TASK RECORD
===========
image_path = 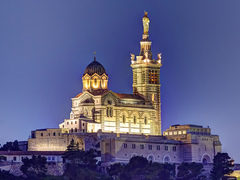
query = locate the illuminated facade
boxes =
[58,12,161,135]
[27,14,221,176]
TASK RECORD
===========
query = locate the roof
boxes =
[74,92,83,98]
[88,89,110,96]
[74,91,146,100]
[0,151,65,156]
[74,90,110,98]
[115,93,145,100]
[171,124,204,128]
[35,128,60,131]
[84,60,106,76]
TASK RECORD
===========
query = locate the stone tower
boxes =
[130,12,162,135]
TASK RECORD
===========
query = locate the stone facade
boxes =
[27,13,222,168]
[163,124,221,163]
[55,13,161,136]
[28,129,100,151]
[100,133,182,164]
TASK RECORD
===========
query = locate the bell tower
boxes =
[130,12,162,135]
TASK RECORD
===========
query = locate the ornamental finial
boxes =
[94,52,96,61]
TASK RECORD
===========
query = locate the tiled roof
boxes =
[0,151,65,155]
[74,93,83,98]
[88,89,110,96]
[115,93,145,100]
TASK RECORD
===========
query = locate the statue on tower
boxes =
[142,12,150,35]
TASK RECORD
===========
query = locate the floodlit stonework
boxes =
[27,13,222,167]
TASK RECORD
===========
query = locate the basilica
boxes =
[27,13,221,166]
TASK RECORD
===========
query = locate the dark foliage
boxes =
[63,164,112,180]
[62,139,98,170]
[0,169,19,180]
[0,140,21,151]
[20,155,47,179]
[177,162,205,180]
[145,162,175,180]
[107,163,125,179]
[107,156,175,180]
[210,152,234,180]
[62,139,111,179]
[121,156,148,180]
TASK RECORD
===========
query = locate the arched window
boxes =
[123,115,126,124]
[110,108,113,117]
[163,156,170,163]
[152,94,155,102]
[144,117,147,125]
[154,71,157,84]
[133,116,137,124]
[149,70,151,83]
[106,107,109,117]
[94,78,97,85]
[148,155,154,162]
[85,78,90,89]
[203,158,207,165]
[202,154,211,164]
[75,128,77,132]
[71,128,73,133]
[53,132,55,136]
[148,70,158,84]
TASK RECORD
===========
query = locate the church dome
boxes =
[84,60,106,76]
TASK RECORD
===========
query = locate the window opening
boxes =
[144,117,147,125]
[133,116,137,124]
[123,115,126,124]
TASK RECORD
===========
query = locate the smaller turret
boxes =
[82,56,108,92]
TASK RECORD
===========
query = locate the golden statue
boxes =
[142,12,150,35]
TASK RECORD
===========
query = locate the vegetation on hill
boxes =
[211,152,234,180]
[0,140,236,180]
[107,156,175,180]
[0,140,21,151]
[20,155,48,179]
[177,162,205,180]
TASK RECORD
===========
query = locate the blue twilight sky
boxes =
[0,1,240,162]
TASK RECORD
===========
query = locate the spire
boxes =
[94,52,96,61]
[140,12,152,59]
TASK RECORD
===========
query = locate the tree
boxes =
[0,140,21,151]
[64,165,112,180]
[120,156,148,180]
[107,163,125,179]
[0,169,19,180]
[62,139,98,170]
[144,162,175,180]
[210,152,234,180]
[156,163,175,180]
[20,155,47,179]
[177,162,205,180]
[82,148,98,170]
[62,139,83,165]
[108,156,175,180]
